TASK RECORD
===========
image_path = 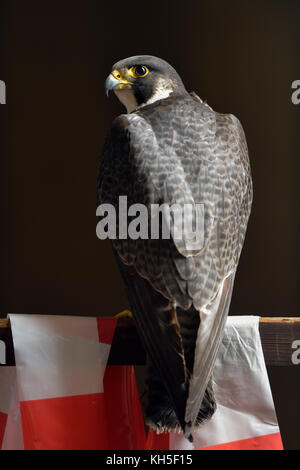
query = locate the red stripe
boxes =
[103,365,146,450]
[145,429,170,450]
[96,318,117,345]
[0,411,8,448]
[19,368,146,450]
[20,393,108,450]
[198,432,283,450]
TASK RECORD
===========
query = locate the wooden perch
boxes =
[1,316,300,367]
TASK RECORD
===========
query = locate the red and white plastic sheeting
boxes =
[147,316,283,450]
[0,315,145,450]
[0,314,283,450]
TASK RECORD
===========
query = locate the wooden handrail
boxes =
[1,316,300,367]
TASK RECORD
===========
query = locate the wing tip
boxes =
[184,421,194,442]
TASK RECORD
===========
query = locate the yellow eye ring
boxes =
[129,65,149,78]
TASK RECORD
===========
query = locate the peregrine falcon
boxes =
[97,55,252,440]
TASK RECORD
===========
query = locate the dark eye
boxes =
[130,65,149,78]
[135,65,147,76]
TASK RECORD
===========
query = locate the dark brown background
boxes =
[0,0,299,449]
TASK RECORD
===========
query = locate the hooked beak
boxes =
[105,71,133,97]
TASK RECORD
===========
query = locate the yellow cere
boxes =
[111,69,122,80]
[111,69,132,85]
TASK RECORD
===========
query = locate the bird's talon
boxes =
[114,309,133,319]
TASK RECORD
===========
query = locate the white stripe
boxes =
[0,340,5,364]
[169,316,281,449]
[9,315,110,401]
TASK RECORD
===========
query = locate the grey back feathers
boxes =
[98,80,252,437]
[99,93,252,312]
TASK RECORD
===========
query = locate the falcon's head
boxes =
[105,55,187,113]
